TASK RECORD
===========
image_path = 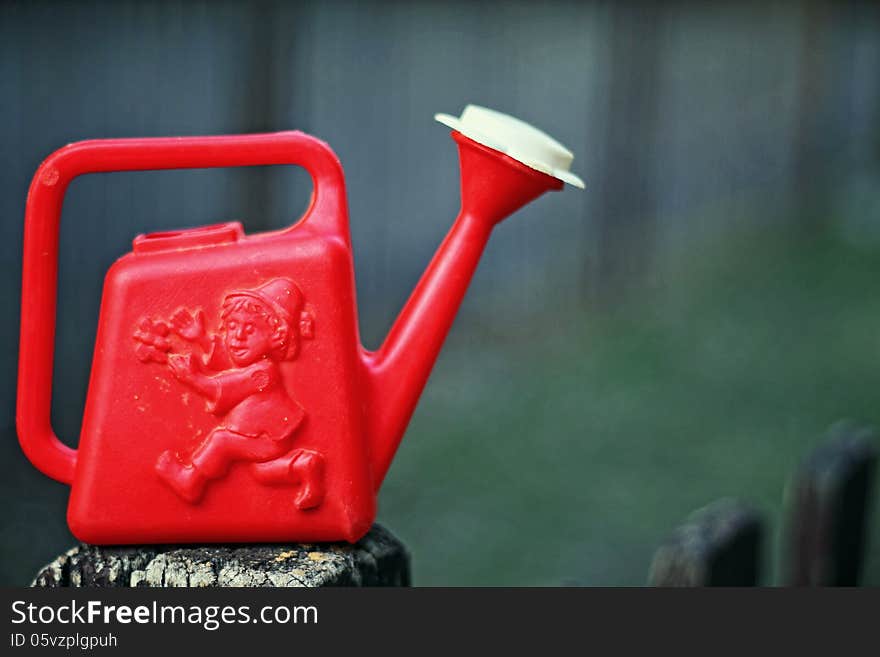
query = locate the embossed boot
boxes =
[290,450,325,510]
[250,448,325,509]
[155,450,207,503]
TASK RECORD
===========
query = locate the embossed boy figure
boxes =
[145,278,324,508]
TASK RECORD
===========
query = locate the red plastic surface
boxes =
[17,129,562,544]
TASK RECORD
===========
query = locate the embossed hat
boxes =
[435,104,585,188]
[226,278,303,325]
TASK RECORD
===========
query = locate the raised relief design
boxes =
[133,278,323,509]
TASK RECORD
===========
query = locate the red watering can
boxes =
[17,105,583,544]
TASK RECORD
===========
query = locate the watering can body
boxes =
[75,223,372,544]
[18,123,569,545]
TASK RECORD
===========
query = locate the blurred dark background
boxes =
[2,0,880,585]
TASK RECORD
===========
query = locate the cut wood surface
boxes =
[32,524,410,588]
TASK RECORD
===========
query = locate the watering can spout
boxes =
[362,107,582,488]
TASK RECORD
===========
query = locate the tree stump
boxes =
[32,524,410,587]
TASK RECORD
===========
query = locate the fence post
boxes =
[783,424,877,586]
[648,498,763,586]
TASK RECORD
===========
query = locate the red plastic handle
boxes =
[17,132,348,484]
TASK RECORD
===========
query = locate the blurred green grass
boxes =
[377,225,880,585]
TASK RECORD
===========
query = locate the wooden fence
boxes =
[649,423,877,586]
